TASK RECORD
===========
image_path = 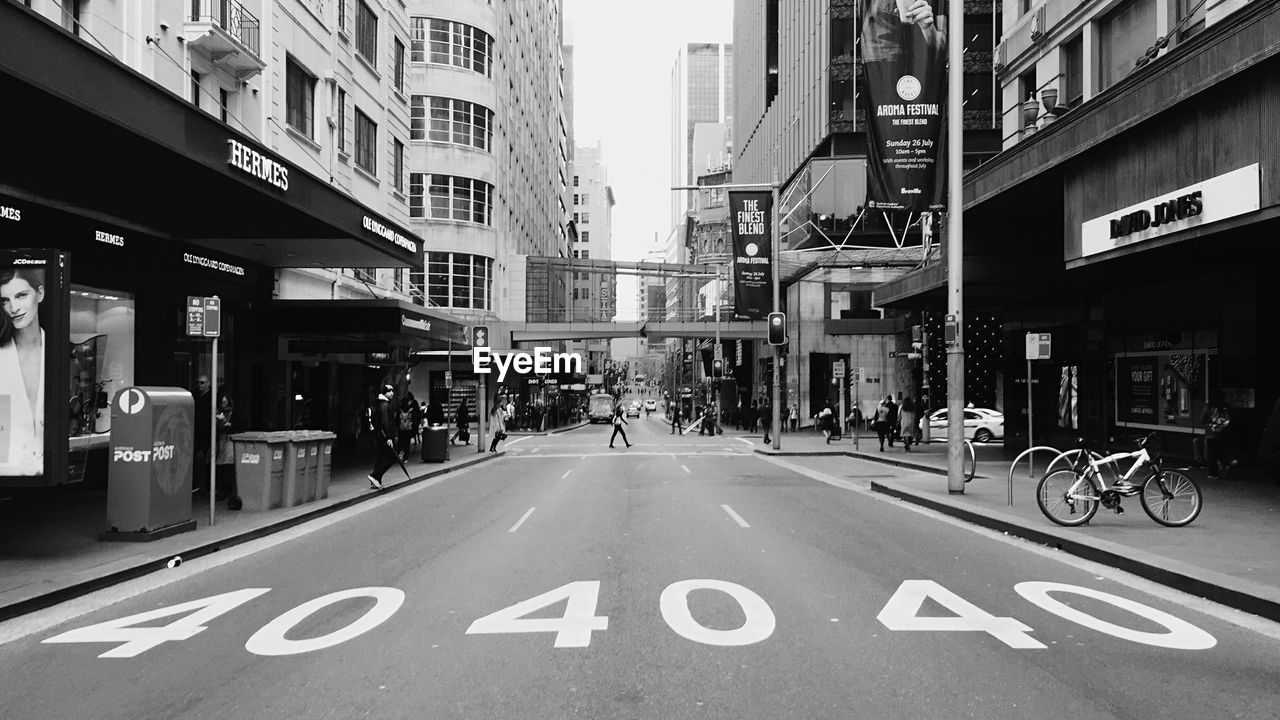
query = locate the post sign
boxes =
[1025,332,1051,360]
[186,296,221,338]
[444,370,453,389]
[833,360,846,378]
[714,344,723,362]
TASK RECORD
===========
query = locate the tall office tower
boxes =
[407,0,571,323]
[670,42,733,228]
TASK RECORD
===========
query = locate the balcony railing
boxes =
[190,0,260,57]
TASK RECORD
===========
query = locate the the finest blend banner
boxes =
[728,191,773,320]
[861,0,947,212]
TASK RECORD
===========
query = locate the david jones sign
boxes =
[1081,164,1259,258]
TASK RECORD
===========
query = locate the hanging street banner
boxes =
[728,190,773,320]
[860,0,948,212]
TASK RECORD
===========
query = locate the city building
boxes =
[875,0,1280,460]
[731,0,1000,425]
[671,42,734,228]
[402,0,575,416]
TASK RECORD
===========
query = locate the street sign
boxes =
[1025,332,1052,360]
[472,325,490,348]
[186,296,220,337]
[833,360,846,378]
[203,297,221,337]
[185,297,204,337]
[714,344,723,362]
[855,366,864,381]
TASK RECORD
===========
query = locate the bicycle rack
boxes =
[1006,446,1063,507]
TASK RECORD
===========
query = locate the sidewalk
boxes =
[758,432,1280,624]
[0,444,503,623]
[507,420,590,436]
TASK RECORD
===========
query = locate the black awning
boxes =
[269,300,471,351]
[0,4,421,269]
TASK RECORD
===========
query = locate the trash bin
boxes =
[313,431,337,499]
[231,432,287,511]
[282,433,310,507]
[303,436,320,503]
[422,425,449,463]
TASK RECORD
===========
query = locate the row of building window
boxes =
[410,18,494,77]
[410,96,494,150]
[409,174,494,225]
[426,252,493,310]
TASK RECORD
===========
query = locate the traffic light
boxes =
[768,312,786,346]
[683,351,693,365]
[711,358,724,378]
[471,324,490,348]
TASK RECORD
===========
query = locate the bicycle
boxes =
[1037,433,1202,527]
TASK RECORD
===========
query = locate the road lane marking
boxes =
[506,436,531,446]
[755,454,1280,641]
[561,470,572,479]
[681,465,691,474]
[733,437,755,448]
[497,451,743,459]
[531,447,541,453]
[721,504,750,528]
[509,507,536,533]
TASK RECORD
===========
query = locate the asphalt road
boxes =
[2,403,1278,720]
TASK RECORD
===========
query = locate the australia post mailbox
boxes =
[104,387,198,541]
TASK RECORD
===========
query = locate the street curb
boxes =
[754,447,992,479]
[507,421,590,437]
[0,452,505,624]
[869,480,1280,624]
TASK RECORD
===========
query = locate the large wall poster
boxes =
[0,249,69,485]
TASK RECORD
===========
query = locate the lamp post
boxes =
[945,0,967,493]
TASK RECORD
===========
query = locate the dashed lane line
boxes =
[561,470,572,479]
[508,507,536,533]
[721,504,751,528]
[681,465,691,474]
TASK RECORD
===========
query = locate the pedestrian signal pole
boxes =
[946,0,967,493]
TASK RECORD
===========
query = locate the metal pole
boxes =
[946,0,967,493]
[1026,358,1034,449]
[771,171,781,451]
[478,373,487,455]
[921,313,931,444]
[208,334,218,527]
[714,265,721,436]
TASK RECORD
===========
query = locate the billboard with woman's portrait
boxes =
[0,249,69,485]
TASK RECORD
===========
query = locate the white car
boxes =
[626,402,641,418]
[644,399,657,411]
[922,408,1004,443]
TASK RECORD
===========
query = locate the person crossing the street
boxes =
[610,405,632,448]
[670,405,684,434]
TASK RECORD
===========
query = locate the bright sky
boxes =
[564,0,734,318]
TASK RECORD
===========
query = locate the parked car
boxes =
[921,408,1005,443]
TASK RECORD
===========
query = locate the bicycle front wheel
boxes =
[1140,470,1202,527]
[1037,470,1099,526]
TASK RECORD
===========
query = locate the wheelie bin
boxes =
[231,432,287,511]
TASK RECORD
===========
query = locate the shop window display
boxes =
[68,286,134,445]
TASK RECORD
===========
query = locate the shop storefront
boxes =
[0,5,422,487]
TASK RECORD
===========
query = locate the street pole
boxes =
[208,334,217,527]
[714,264,721,436]
[771,170,781,450]
[478,374,487,455]
[946,0,967,493]
[921,313,931,444]
[1026,358,1034,448]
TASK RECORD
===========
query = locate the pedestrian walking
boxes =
[790,403,799,432]
[872,396,893,451]
[780,403,790,433]
[886,394,900,447]
[488,400,508,453]
[760,399,773,445]
[610,406,632,448]
[848,401,863,437]
[214,391,240,508]
[819,404,835,443]
[898,396,918,452]
[670,405,684,434]
[396,395,417,461]
[367,385,398,489]
[450,399,471,445]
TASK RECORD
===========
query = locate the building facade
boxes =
[875,0,1280,464]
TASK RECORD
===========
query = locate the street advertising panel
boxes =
[728,191,773,320]
[1117,356,1159,425]
[0,249,70,485]
[860,0,948,212]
